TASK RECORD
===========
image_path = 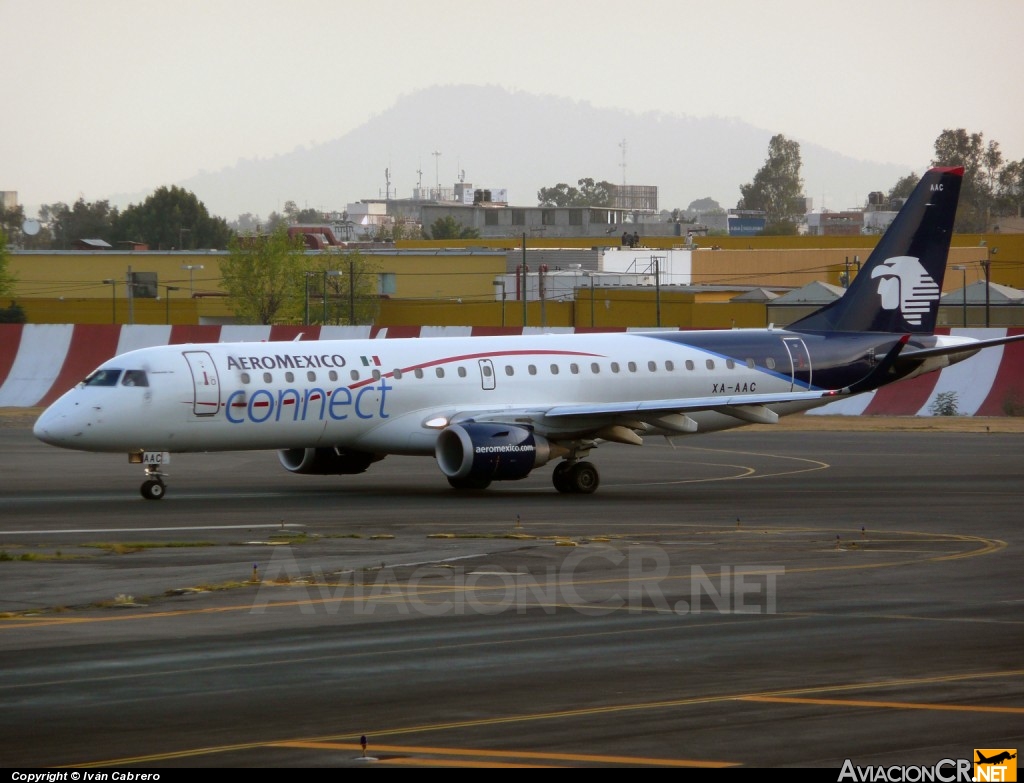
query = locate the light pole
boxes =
[979,245,997,329]
[323,269,342,324]
[653,255,663,328]
[951,265,967,327]
[161,285,180,325]
[584,271,596,327]
[303,271,317,326]
[493,277,506,327]
[181,264,204,296]
[101,279,117,323]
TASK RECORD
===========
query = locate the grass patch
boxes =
[268,532,318,543]
[81,541,215,554]
[0,550,87,562]
[427,533,537,540]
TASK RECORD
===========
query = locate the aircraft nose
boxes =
[33,401,84,446]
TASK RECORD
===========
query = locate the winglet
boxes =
[843,335,910,395]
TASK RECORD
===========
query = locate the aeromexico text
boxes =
[227,353,348,371]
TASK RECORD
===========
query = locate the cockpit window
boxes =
[121,370,149,387]
[84,369,122,386]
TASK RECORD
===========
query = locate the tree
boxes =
[264,211,288,233]
[424,215,480,240]
[886,173,920,203]
[737,134,804,234]
[997,159,1024,219]
[221,226,308,324]
[0,229,16,298]
[311,250,381,325]
[537,178,615,207]
[39,198,119,249]
[1,204,25,240]
[687,197,723,214]
[113,186,234,250]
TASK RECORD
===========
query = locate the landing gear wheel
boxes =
[447,476,492,491]
[569,462,599,494]
[552,462,574,493]
[141,479,166,500]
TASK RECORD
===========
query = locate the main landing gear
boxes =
[552,460,600,494]
[140,465,167,500]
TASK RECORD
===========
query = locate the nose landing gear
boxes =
[130,452,171,500]
[140,465,167,500]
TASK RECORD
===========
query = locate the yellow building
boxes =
[6,232,1021,328]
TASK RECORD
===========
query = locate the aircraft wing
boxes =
[462,387,846,435]
[542,388,844,418]
[900,331,1024,361]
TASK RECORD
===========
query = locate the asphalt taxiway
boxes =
[1,417,1021,768]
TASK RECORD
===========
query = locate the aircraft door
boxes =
[478,359,496,391]
[183,350,221,416]
[781,337,812,391]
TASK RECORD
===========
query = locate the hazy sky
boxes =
[4,0,1023,215]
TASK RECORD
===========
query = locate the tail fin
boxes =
[788,166,963,334]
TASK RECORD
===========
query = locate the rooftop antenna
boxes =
[619,138,627,186]
[432,150,442,194]
[384,168,391,200]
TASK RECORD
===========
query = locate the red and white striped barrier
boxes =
[1,324,1021,414]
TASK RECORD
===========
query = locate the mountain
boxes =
[163,84,914,220]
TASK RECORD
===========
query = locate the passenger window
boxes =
[241,373,251,384]
[528,364,537,376]
[350,369,360,381]
[436,368,445,378]
[570,363,579,374]
[706,359,715,370]
[685,360,695,370]
[415,368,424,379]
[766,357,776,370]
[591,363,600,374]
[746,358,755,369]
[286,372,295,383]
[504,365,514,376]
[307,371,316,382]
[84,369,122,386]
[393,369,403,380]
[628,362,637,372]
[665,361,674,372]
[263,372,273,383]
[648,361,657,372]
[329,370,338,381]
[726,359,735,369]
[611,362,620,373]
[458,367,467,378]
[482,365,493,377]
[550,364,560,375]
[121,370,149,387]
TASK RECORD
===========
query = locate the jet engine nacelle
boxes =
[278,447,384,475]
[435,422,556,482]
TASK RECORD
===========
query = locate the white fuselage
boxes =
[33,331,812,455]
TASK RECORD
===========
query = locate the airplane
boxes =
[977,752,1016,765]
[32,166,1024,499]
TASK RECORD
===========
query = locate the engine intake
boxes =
[435,422,556,482]
[278,447,383,475]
